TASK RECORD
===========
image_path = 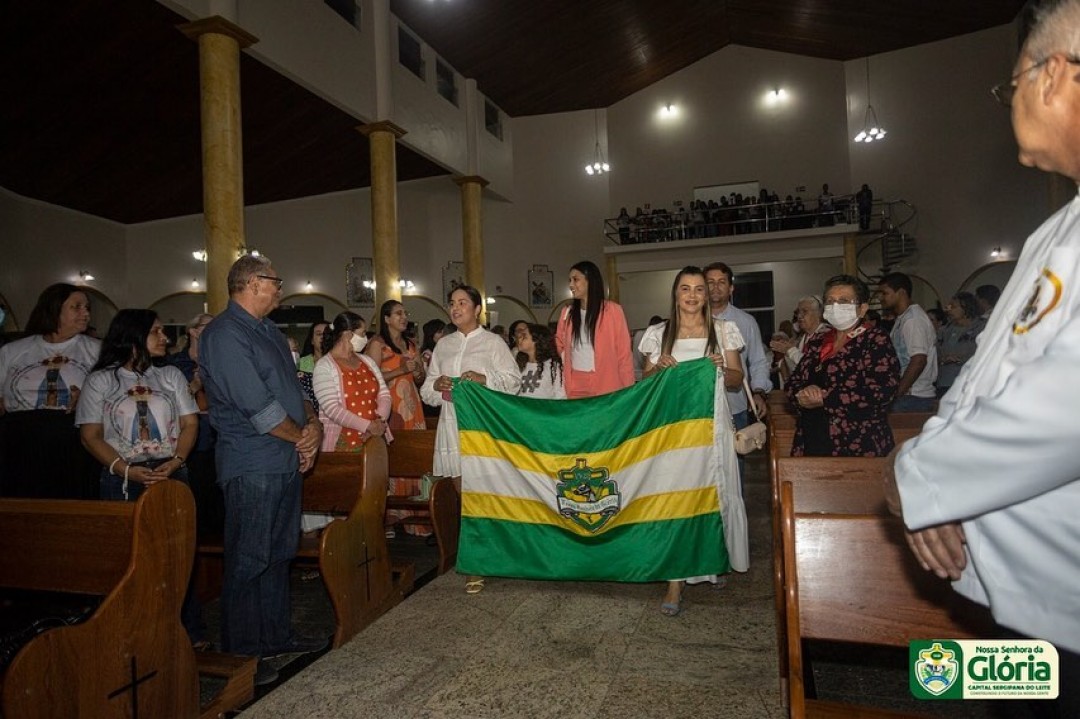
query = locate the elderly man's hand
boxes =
[904,523,967,581]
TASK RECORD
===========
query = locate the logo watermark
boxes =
[910,639,1059,700]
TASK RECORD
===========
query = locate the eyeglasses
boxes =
[991,55,1080,107]
[255,274,284,289]
[824,299,859,307]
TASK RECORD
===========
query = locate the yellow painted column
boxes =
[454,175,489,320]
[605,255,620,303]
[358,121,407,312]
[843,233,859,276]
[179,17,257,314]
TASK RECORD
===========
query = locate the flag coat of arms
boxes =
[454,357,747,582]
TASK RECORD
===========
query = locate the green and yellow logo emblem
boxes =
[555,458,621,532]
[911,641,962,699]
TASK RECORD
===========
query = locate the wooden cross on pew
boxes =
[107,655,158,719]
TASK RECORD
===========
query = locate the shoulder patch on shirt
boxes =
[1013,267,1063,335]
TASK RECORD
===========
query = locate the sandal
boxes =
[659,601,682,617]
[464,578,485,594]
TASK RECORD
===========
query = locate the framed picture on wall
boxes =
[442,261,465,303]
[528,264,554,309]
[346,257,375,308]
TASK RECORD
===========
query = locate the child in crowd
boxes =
[515,323,565,399]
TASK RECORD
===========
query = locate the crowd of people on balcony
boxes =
[611,183,870,245]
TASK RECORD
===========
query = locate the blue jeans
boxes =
[891,395,936,413]
[732,410,748,490]
[219,471,302,656]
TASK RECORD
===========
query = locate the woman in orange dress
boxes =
[365,300,426,431]
[366,300,428,535]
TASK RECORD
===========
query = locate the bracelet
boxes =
[109,457,122,476]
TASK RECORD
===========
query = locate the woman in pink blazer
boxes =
[555,260,634,398]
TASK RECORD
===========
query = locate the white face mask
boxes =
[823,304,860,331]
[349,332,367,354]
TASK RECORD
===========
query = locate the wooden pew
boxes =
[768,411,932,463]
[383,429,462,574]
[770,456,888,708]
[301,439,416,648]
[0,482,254,719]
[780,479,994,717]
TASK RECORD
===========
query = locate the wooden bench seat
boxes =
[0,482,252,719]
[780,479,994,717]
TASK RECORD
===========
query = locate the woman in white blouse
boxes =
[420,286,520,594]
[638,266,746,617]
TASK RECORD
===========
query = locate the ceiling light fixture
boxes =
[584,109,610,176]
[192,250,207,262]
[191,278,201,288]
[305,280,314,291]
[79,270,95,281]
[853,57,887,143]
[990,246,1002,258]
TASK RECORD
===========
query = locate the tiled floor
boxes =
[231,454,1027,718]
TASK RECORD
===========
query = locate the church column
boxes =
[358,122,407,311]
[454,175,489,319]
[843,233,859,276]
[606,255,620,303]
[179,17,257,314]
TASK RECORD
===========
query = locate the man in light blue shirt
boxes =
[705,262,771,481]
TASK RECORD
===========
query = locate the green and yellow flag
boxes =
[455,357,729,582]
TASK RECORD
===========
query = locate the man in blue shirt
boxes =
[705,262,771,481]
[200,254,325,685]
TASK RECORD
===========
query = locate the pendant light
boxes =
[854,57,887,143]
[584,109,610,175]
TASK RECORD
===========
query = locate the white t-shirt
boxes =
[891,303,938,398]
[569,309,595,371]
[75,365,198,462]
[518,361,566,399]
[0,334,101,412]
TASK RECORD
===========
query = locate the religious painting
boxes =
[442,261,465,303]
[346,257,375,308]
[528,264,554,309]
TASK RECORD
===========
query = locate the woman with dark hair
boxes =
[364,300,425,431]
[786,275,901,457]
[0,283,101,498]
[555,260,634,398]
[76,308,205,647]
[507,319,528,351]
[313,311,391,453]
[637,266,746,615]
[77,309,198,498]
[937,292,983,397]
[420,319,448,369]
[515,323,565,399]
[421,286,519,593]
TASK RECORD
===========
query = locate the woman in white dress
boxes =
[420,286,521,593]
[639,266,746,616]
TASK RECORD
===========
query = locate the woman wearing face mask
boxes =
[785,275,900,457]
[312,311,391,453]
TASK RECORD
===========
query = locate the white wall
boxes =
[608,45,852,215]
[845,24,1048,298]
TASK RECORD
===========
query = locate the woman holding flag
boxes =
[421,286,520,593]
[638,266,747,616]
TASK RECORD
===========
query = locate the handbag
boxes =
[733,376,767,455]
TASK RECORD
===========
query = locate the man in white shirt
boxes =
[886,3,1080,713]
[878,272,937,412]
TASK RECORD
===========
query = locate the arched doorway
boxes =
[486,295,536,330]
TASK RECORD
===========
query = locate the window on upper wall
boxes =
[398,26,424,80]
[436,59,458,106]
[484,99,503,140]
[324,0,361,30]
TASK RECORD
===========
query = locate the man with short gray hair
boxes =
[201,254,326,686]
[887,2,1080,712]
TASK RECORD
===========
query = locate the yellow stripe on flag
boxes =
[459,418,713,478]
[461,486,720,536]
